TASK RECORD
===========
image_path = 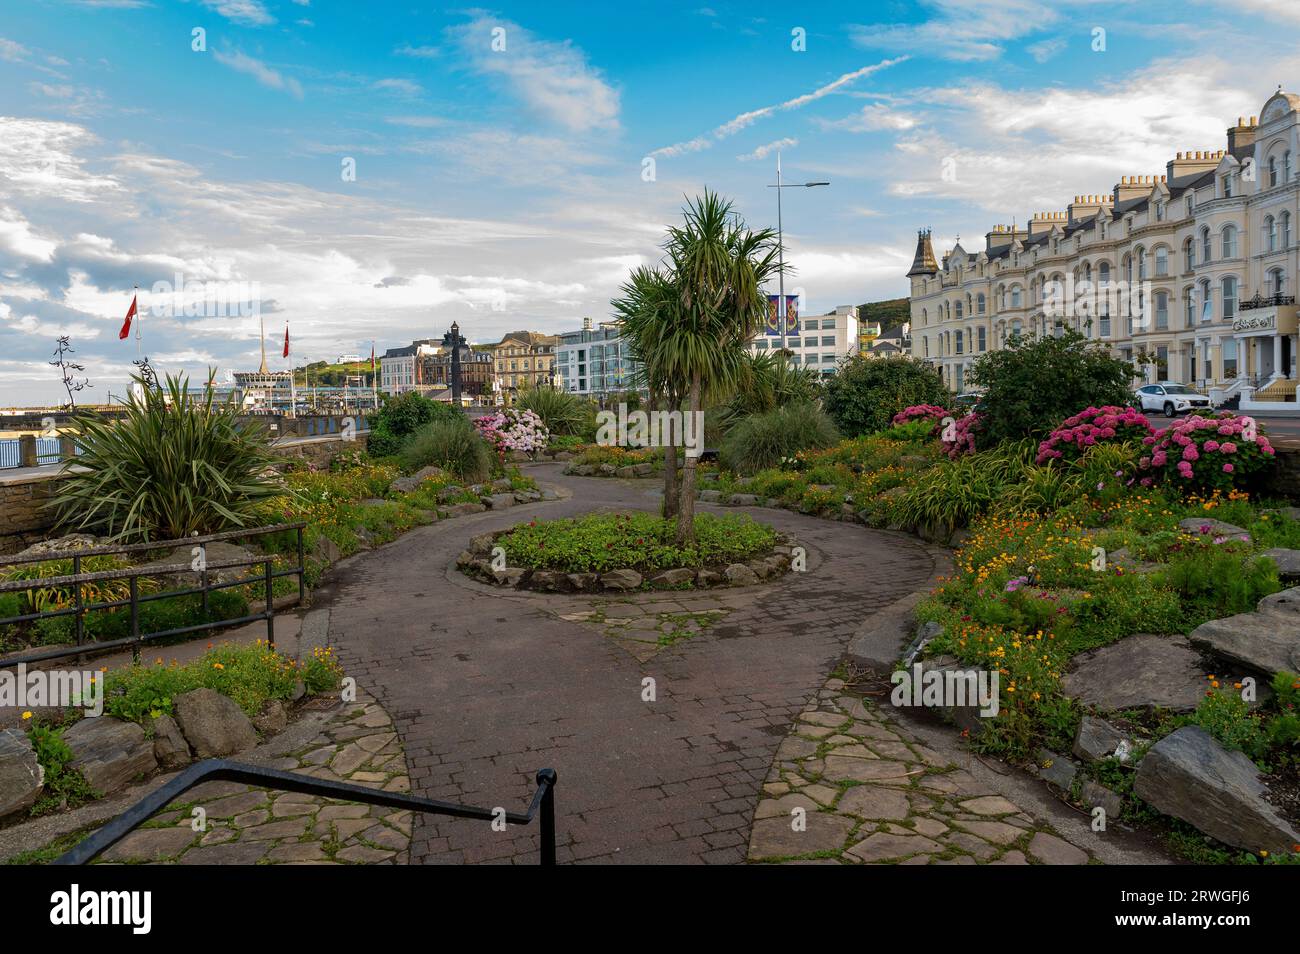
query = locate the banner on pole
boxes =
[766,295,800,336]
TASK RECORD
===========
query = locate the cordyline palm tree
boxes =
[642,190,780,546]
[613,265,683,518]
[718,350,821,431]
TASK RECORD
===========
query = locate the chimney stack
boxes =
[1227,116,1258,160]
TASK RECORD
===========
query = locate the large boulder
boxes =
[1187,586,1300,676]
[64,717,158,795]
[846,592,925,673]
[16,534,100,559]
[138,541,258,587]
[1261,548,1300,581]
[1134,726,1300,853]
[173,688,257,758]
[648,568,695,588]
[724,563,760,586]
[1061,634,1208,712]
[0,728,43,819]
[484,493,516,510]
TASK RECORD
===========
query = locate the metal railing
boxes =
[0,523,305,669]
[54,760,558,865]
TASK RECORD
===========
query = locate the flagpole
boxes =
[134,283,141,360]
[371,340,378,410]
[288,326,297,417]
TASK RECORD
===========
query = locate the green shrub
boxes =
[719,402,840,474]
[367,392,462,457]
[26,723,96,812]
[821,355,949,438]
[398,417,492,482]
[514,387,592,436]
[718,352,822,431]
[495,511,777,573]
[103,641,343,723]
[50,372,281,541]
[1157,547,1280,623]
[968,330,1136,446]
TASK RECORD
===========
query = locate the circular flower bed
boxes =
[1138,412,1276,491]
[1035,405,1154,465]
[456,511,798,592]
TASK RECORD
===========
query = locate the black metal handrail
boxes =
[52,760,558,865]
[1241,293,1296,311]
[0,523,306,668]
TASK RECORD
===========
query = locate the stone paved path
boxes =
[749,678,1094,865]
[96,688,413,865]
[315,463,942,863]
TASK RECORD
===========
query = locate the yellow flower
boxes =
[21,711,33,720]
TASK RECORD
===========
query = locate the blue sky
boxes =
[0,0,1296,404]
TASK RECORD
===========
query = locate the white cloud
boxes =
[0,208,58,262]
[213,49,304,99]
[652,57,907,157]
[1027,37,1067,63]
[201,0,274,26]
[739,138,797,161]
[448,17,619,132]
[395,44,441,58]
[372,78,422,96]
[850,0,1064,61]
[818,103,918,133]
[0,37,29,62]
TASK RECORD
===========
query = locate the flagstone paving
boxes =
[748,679,1093,865]
[95,687,413,865]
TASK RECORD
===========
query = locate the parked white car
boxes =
[1134,382,1212,417]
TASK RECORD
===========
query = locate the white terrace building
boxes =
[909,89,1300,410]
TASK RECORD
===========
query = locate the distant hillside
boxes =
[857,297,910,331]
[297,359,374,386]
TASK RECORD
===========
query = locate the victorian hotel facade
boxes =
[909,90,1300,410]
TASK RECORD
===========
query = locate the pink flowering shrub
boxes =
[474,408,549,459]
[940,411,982,459]
[1034,405,1154,465]
[1138,412,1276,491]
[891,404,949,427]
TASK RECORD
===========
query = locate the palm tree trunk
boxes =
[675,375,701,546]
[661,390,679,519]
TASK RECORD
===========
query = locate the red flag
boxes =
[370,344,375,372]
[119,294,137,340]
[283,325,290,358]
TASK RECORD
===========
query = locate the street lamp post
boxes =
[767,151,829,321]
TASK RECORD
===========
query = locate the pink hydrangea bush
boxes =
[1035,405,1154,465]
[1138,413,1276,491]
[940,411,982,459]
[474,408,550,459]
[891,404,949,427]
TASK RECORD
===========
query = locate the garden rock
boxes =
[253,699,288,735]
[16,534,100,558]
[436,485,465,503]
[567,464,595,476]
[491,478,513,492]
[411,465,446,482]
[1187,586,1300,676]
[492,567,527,586]
[354,526,374,548]
[1060,634,1207,712]
[1079,779,1123,820]
[615,466,639,478]
[141,541,258,587]
[1177,517,1250,540]
[1073,716,1132,763]
[597,464,617,476]
[0,728,43,819]
[468,532,497,556]
[528,570,568,592]
[64,717,157,796]
[724,563,760,586]
[389,475,422,493]
[698,489,722,503]
[1036,749,1078,790]
[173,688,257,758]
[648,568,695,588]
[1262,548,1300,580]
[696,569,723,586]
[728,493,759,506]
[1133,726,1300,852]
[847,592,926,673]
[149,714,192,770]
[442,502,486,518]
[566,572,599,591]
[311,536,341,564]
[600,569,643,591]
[485,493,516,510]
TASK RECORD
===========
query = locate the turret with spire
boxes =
[906,228,939,277]
[257,313,269,374]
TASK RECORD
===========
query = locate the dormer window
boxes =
[1222,174,1233,198]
